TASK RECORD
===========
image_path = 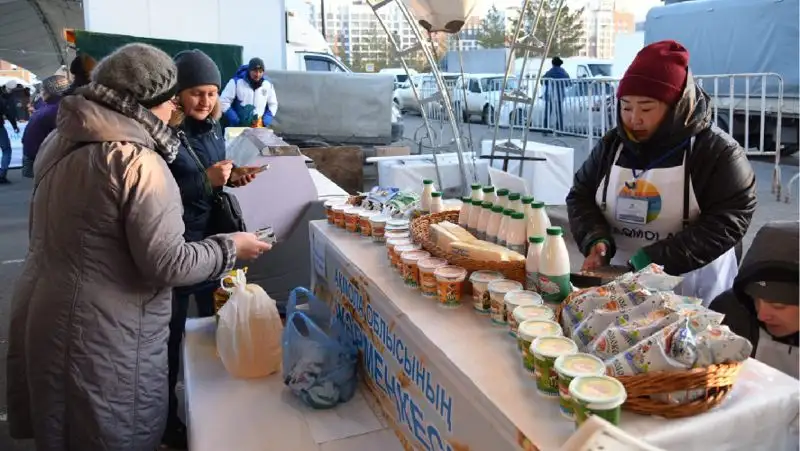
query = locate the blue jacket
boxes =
[220,64,277,127]
[169,117,227,243]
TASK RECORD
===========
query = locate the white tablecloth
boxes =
[377,155,490,194]
[481,139,574,205]
[310,221,800,451]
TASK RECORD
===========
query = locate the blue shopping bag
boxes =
[282,310,358,409]
[286,287,332,330]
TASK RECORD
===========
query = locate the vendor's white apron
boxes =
[755,328,799,379]
[594,138,738,306]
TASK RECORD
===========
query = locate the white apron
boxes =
[754,328,799,379]
[594,138,738,306]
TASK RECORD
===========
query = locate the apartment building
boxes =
[579,0,635,58]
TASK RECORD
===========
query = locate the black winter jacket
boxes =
[566,74,757,275]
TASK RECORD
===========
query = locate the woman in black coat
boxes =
[163,50,260,449]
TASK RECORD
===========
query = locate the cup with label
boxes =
[554,353,606,420]
[517,319,562,374]
[469,270,505,314]
[569,375,627,428]
[487,279,524,325]
[504,290,544,338]
[531,336,578,397]
[434,266,468,308]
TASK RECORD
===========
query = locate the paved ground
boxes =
[0,117,797,449]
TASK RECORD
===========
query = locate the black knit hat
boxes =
[174,49,222,92]
[248,57,265,71]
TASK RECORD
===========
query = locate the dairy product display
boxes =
[554,353,606,420]
[495,188,510,210]
[497,209,514,246]
[532,336,578,397]
[525,236,545,291]
[538,227,571,304]
[400,250,431,289]
[485,205,504,244]
[505,212,527,254]
[487,279,524,325]
[418,257,448,298]
[451,240,526,263]
[458,196,471,228]
[476,201,493,240]
[482,185,497,205]
[420,179,435,213]
[507,192,522,213]
[359,210,379,237]
[429,191,444,214]
[467,199,482,234]
[369,215,388,242]
[434,265,468,308]
[391,242,419,270]
[505,291,544,337]
[344,207,363,233]
[469,270,506,313]
[527,201,551,240]
[569,375,627,427]
[518,319,563,373]
[332,204,348,228]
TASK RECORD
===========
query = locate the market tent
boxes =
[0,0,84,77]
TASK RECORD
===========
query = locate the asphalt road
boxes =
[0,118,797,449]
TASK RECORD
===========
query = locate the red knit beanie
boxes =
[617,40,689,106]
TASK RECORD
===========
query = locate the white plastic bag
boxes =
[216,270,283,378]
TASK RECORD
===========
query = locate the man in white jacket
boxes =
[219,57,278,128]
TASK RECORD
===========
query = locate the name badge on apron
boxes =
[615,180,661,225]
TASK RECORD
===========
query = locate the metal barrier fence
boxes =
[411,75,473,152]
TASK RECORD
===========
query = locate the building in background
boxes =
[449,16,483,51]
[578,0,635,58]
[0,60,35,84]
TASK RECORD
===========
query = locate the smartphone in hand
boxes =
[255,227,276,245]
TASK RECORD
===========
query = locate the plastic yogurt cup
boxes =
[469,270,505,314]
[386,238,412,268]
[504,290,544,337]
[370,215,389,242]
[513,305,556,350]
[386,218,410,235]
[518,319,563,373]
[359,211,380,237]
[332,204,348,228]
[569,375,627,428]
[343,207,363,233]
[400,250,431,289]
[555,353,607,420]
[384,231,411,241]
[434,266,468,308]
[531,336,578,397]
[392,244,421,272]
[324,198,348,224]
[417,257,448,298]
[487,280,523,325]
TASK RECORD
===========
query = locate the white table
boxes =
[309,220,800,451]
[376,154,490,194]
[183,318,405,451]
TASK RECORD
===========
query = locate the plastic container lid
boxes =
[324,198,348,208]
[401,250,431,264]
[531,336,578,359]
[513,305,555,324]
[332,204,349,212]
[394,243,421,254]
[532,201,545,208]
[555,353,606,379]
[385,231,410,241]
[504,290,544,309]
[517,319,563,342]
[387,219,410,228]
[359,210,380,219]
[370,215,389,224]
[521,196,534,204]
[511,212,525,220]
[471,183,482,190]
[508,193,521,201]
[386,237,412,248]
[482,186,496,193]
[546,226,563,236]
[491,205,504,213]
[423,179,434,185]
[469,270,505,284]
[497,188,510,196]
[434,265,468,281]
[487,279,524,296]
[431,192,442,198]
[417,257,448,271]
[482,201,493,209]
[528,236,545,243]
[568,375,627,410]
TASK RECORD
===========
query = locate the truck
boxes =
[645,0,799,155]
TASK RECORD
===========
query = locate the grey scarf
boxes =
[78,82,180,163]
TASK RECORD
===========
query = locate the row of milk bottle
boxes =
[457,184,551,254]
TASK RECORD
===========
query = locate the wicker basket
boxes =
[556,290,744,418]
[410,211,526,284]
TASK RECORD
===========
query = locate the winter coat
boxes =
[22,97,61,159]
[566,74,757,275]
[710,221,799,378]
[219,64,279,127]
[5,82,236,451]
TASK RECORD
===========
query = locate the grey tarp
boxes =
[645,0,799,99]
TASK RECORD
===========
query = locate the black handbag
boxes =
[178,131,247,234]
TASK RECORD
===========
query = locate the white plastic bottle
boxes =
[429,191,444,213]
[507,193,522,213]
[467,199,483,234]
[505,212,527,254]
[495,189,509,210]
[538,227,571,304]
[458,196,471,228]
[497,208,513,246]
[525,235,545,291]
[527,201,552,241]
[470,183,483,202]
[485,204,504,244]
[521,196,534,221]
[421,179,435,213]
[476,201,493,240]
[482,186,497,205]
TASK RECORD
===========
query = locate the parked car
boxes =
[452,73,518,124]
[393,73,462,116]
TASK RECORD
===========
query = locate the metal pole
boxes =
[320,0,327,40]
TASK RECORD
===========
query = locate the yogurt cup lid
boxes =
[555,353,606,378]
[487,279,524,295]
[517,319,562,342]
[418,257,448,270]
[359,210,380,219]
[344,207,363,215]
[531,336,578,358]
[394,244,421,253]
[568,375,627,407]
[434,265,467,280]
[504,290,544,307]
[387,219,410,228]
[469,270,505,284]
[332,204,349,212]
[401,250,430,263]
[513,305,555,323]
[386,238,412,247]
[324,198,348,207]
[370,215,389,224]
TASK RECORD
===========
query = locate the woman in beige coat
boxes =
[5,43,270,450]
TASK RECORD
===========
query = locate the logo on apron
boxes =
[616,180,663,225]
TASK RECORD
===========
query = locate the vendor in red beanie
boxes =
[566,39,757,306]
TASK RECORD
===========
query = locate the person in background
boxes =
[219,57,279,128]
[566,40,756,306]
[162,49,261,449]
[21,75,70,178]
[710,221,799,379]
[0,85,19,184]
[543,56,570,132]
[64,51,95,96]
[5,43,271,450]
